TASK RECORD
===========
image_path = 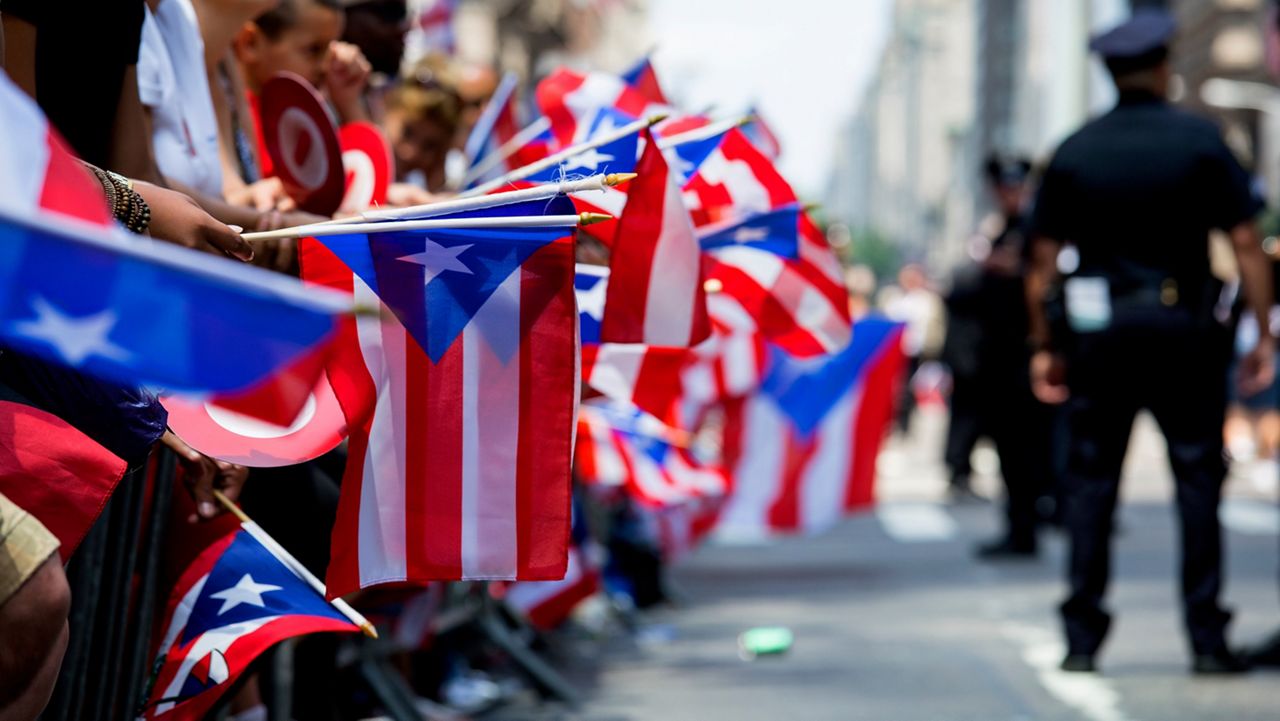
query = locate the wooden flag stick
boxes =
[460,116,553,188]
[353,172,634,223]
[241,213,605,242]
[212,489,378,639]
[239,174,635,242]
[462,114,668,198]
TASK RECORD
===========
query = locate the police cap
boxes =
[984,154,1032,186]
[1089,8,1176,74]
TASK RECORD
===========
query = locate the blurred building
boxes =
[827,0,1145,275]
[444,0,653,83]
[1168,0,1277,204]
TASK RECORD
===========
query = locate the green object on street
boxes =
[738,627,794,659]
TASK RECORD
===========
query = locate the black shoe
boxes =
[975,537,1037,561]
[1061,654,1096,673]
[1245,630,1280,667]
[1192,649,1251,675]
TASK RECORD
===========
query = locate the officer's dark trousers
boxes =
[1060,325,1231,657]
[946,371,1042,546]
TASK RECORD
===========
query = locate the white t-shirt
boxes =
[137,0,223,197]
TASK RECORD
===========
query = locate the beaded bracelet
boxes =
[83,164,152,235]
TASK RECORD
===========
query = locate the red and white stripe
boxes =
[581,341,694,428]
[601,132,709,347]
[499,544,600,630]
[705,247,851,357]
[0,72,113,226]
[302,240,577,597]
[682,128,794,229]
[713,327,905,540]
[535,68,669,146]
[575,404,724,508]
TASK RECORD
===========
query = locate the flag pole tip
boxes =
[803,201,821,213]
[579,212,613,226]
[646,112,671,126]
[737,115,754,127]
[704,278,724,293]
[361,622,379,639]
[605,172,638,187]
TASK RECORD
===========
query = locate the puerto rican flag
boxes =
[301,199,579,597]
[602,131,709,347]
[535,68,670,146]
[575,265,700,426]
[621,54,670,105]
[139,529,360,720]
[575,401,725,508]
[462,72,523,185]
[742,107,783,160]
[0,71,348,400]
[495,496,599,630]
[713,318,906,540]
[679,131,850,357]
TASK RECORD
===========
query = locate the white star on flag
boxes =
[576,278,608,321]
[562,148,616,172]
[398,240,474,285]
[209,573,282,615]
[11,296,133,366]
[732,226,770,244]
[663,149,695,179]
[591,113,622,138]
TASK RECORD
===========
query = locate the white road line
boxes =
[1000,622,1139,721]
[1220,498,1280,536]
[876,503,957,543]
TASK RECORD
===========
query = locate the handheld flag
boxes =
[301,200,581,596]
[714,318,906,539]
[139,528,362,719]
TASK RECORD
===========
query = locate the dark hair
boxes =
[984,154,1031,185]
[254,0,344,40]
[1104,45,1169,78]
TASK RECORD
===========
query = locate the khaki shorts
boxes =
[0,491,60,607]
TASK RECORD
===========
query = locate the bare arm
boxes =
[1,14,37,98]
[1230,220,1276,395]
[1025,235,1068,404]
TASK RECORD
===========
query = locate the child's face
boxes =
[249,3,344,90]
[386,111,453,190]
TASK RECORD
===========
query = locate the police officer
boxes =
[943,155,1051,557]
[1027,9,1275,674]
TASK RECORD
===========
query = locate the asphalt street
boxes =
[515,408,1280,721]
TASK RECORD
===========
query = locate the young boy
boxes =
[233,0,371,175]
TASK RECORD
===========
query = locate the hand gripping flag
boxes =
[0,71,349,398]
[139,529,361,720]
[601,131,710,347]
[301,199,579,596]
[713,318,906,540]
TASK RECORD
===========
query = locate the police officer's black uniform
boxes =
[1029,10,1262,671]
[943,159,1053,555]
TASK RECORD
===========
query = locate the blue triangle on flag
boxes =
[761,317,901,437]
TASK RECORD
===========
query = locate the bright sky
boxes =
[649,0,893,197]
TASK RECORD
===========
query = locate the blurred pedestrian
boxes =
[881,264,945,434]
[942,155,1053,557]
[1027,9,1273,674]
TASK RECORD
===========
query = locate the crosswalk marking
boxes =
[1220,498,1280,536]
[876,503,957,543]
